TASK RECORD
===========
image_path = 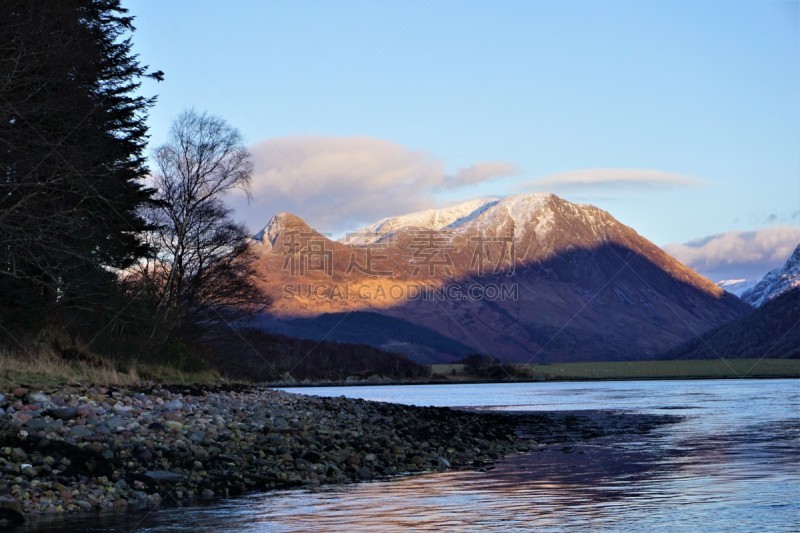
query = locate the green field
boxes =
[431,359,800,381]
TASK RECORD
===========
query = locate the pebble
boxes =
[0,383,678,519]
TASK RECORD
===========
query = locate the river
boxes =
[21,379,800,531]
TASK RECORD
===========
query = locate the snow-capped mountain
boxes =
[741,243,800,307]
[716,279,757,297]
[342,197,499,245]
[251,192,750,363]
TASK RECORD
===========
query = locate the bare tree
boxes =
[134,109,267,342]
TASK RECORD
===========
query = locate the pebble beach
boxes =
[0,384,676,525]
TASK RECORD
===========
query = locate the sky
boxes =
[125,0,800,280]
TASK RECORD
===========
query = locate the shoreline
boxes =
[271,373,800,389]
[0,385,678,525]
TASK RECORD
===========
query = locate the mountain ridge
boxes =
[250,193,749,363]
[741,243,800,307]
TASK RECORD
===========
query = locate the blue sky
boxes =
[126,0,799,277]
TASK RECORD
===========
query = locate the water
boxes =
[22,379,800,531]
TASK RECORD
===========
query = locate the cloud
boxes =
[232,135,516,233]
[447,161,519,187]
[522,168,705,191]
[663,226,800,281]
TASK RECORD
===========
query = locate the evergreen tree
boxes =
[0,0,160,334]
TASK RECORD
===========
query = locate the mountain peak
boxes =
[344,192,571,245]
[741,243,800,307]
[253,212,313,248]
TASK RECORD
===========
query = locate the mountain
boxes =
[251,193,750,363]
[663,288,800,359]
[251,311,475,364]
[716,279,757,298]
[741,244,800,307]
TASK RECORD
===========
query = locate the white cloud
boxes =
[663,226,800,281]
[523,168,705,190]
[447,161,519,187]
[232,135,517,233]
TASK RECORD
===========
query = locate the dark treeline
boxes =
[0,0,264,371]
[1,0,426,382]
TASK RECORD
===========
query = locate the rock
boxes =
[144,470,183,483]
[68,425,95,440]
[21,466,38,479]
[10,448,27,462]
[105,416,126,430]
[112,403,132,414]
[0,394,6,405]
[47,407,78,421]
[11,387,28,398]
[73,500,93,511]
[25,418,47,431]
[163,400,183,412]
[200,488,214,500]
[28,392,51,404]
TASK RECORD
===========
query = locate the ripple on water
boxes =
[18,379,800,532]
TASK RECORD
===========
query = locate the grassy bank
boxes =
[432,358,800,381]
[0,348,227,391]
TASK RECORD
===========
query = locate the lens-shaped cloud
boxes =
[523,168,705,190]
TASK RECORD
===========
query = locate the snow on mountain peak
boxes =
[342,193,567,245]
[741,243,800,306]
[253,212,310,248]
[716,279,757,298]
[343,197,500,245]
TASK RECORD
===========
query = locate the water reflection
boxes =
[19,379,800,532]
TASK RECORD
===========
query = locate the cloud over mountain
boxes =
[663,226,800,281]
[231,136,517,233]
[523,168,705,191]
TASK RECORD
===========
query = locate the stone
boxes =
[68,425,95,440]
[9,448,27,462]
[11,387,27,398]
[105,416,126,430]
[73,500,93,511]
[28,392,51,404]
[47,407,78,421]
[144,470,183,483]
[200,488,214,499]
[163,400,183,412]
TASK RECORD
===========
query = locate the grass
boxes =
[432,359,800,381]
[0,346,228,391]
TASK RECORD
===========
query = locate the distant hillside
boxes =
[663,288,800,360]
[251,311,474,364]
[205,328,431,381]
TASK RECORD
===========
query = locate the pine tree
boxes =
[0,0,160,334]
